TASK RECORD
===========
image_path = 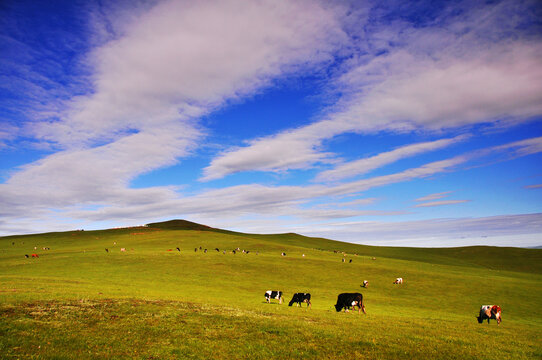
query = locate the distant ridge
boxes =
[146,219,217,231]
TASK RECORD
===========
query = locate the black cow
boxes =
[334,293,366,314]
[288,293,311,307]
[265,290,283,304]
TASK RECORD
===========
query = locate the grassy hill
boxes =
[1,220,541,359]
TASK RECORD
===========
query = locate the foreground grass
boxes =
[1,299,540,360]
[1,224,541,359]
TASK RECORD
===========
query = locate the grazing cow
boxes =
[215,248,220,252]
[334,293,366,314]
[342,258,345,263]
[31,253,39,258]
[265,290,283,304]
[288,293,311,307]
[24,254,29,258]
[194,248,198,252]
[204,249,207,253]
[477,305,502,325]
[349,259,352,263]
[176,247,180,252]
[281,252,286,256]
[393,277,403,284]
[105,248,109,253]
[120,248,126,252]
[362,280,369,288]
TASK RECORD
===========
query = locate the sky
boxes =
[1,0,541,247]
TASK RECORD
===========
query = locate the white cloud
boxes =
[2,134,541,239]
[414,200,470,208]
[30,0,346,148]
[0,0,346,224]
[202,0,542,181]
[415,191,453,202]
[295,213,542,247]
[316,135,468,182]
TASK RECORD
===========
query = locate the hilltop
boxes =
[145,219,539,273]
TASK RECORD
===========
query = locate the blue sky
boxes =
[1,0,541,247]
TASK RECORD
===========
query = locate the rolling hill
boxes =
[1,220,541,359]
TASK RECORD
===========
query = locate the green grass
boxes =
[1,221,541,359]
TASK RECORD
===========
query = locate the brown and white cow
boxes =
[477,305,502,325]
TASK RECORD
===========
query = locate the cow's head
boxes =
[476,315,483,323]
[334,304,342,312]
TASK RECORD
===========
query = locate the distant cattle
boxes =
[105,248,109,253]
[215,248,220,252]
[281,252,286,256]
[24,254,29,258]
[120,248,126,252]
[176,247,180,252]
[31,253,39,258]
[393,277,403,284]
[477,305,502,325]
[334,293,366,314]
[349,259,352,263]
[288,293,311,307]
[194,248,198,252]
[265,290,283,304]
[362,280,369,288]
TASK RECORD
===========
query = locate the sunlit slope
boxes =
[1,220,541,325]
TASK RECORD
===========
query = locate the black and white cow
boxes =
[288,293,311,307]
[334,293,366,314]
[265,290,283,304]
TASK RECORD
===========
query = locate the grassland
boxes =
[1,220,541,359]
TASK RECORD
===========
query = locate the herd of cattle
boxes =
[16,241,502,325]
[266,288,502,324]
[265,290,365,314]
